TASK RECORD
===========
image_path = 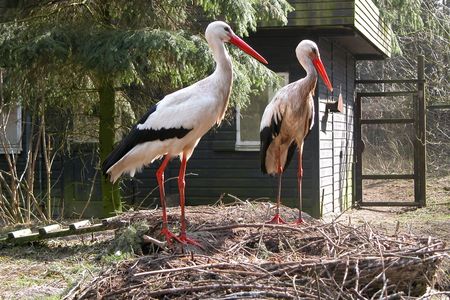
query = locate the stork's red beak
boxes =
[312,57,333,92]
[229,34,268,65]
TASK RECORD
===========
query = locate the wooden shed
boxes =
[104,0,392,218]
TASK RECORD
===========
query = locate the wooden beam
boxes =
[417,55,426,207]
[38,224,62,235]
[69,220,91,231]
[357,91,417,97]
[6,233,40,243]
[7,229,33,239]
[358,202,420,207]
[360,118,414,125]
[427,104,450,110]
[355,79,424,84]
[362,174,414,180]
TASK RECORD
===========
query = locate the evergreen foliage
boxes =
[0,1,292,110]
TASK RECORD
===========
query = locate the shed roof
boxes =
[261,0,392,59]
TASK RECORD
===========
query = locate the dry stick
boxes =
[376,235,389,299]
[102,282,147,298]
[79,168,98,219]
[143,283,296,298]
[142,234,167,249]
[383,292,406,300]
[314,272,322,300]
[350,288,369,300]
[226,234,259,253]
[320,259,348,299]
[134,262,234,277]
[316,227,342,253]
[240,261,278,280]
[291,274,300,299]
[355,258,360,292]
[316,274,340,300]
[221,291,297,299]
[336,256,350,300]
[198,222,312,233]
[358,258,400,295]
[209,268,264,277]
[61,270,86,300]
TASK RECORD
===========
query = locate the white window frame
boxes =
[235,72,289,151]
[0,105,22,154]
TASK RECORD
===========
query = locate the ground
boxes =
[0,175,448,299]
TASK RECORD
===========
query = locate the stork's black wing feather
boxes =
[260,113,283,174]
[101,104,192,176]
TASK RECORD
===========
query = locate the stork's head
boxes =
[205,21,268,65]
[296,40,333,92]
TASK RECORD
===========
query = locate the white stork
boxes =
[260,40,332,224]
[102,21,267,246]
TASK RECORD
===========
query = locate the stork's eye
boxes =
[224,27,230,32]
[311,47,317,55]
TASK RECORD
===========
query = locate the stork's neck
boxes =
[207,38,233,124]
[210,40,233,80]
[299,56,318,91]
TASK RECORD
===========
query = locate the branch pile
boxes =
[67,202,448,299]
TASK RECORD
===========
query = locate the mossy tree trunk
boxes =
[97,76,121,216]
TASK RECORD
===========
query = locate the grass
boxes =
[0,233,114,300]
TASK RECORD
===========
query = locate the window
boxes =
[0,105,22,154]
[236,72,289,151]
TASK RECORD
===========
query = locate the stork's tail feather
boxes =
[102,152,122,183]
[260,126,271,174]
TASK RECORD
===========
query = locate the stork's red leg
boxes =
[177,155,202,247]
[156,155,179,244]
[267,151,287,224]
[294,150,305,225]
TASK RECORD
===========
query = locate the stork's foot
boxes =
[267,213,287,224]
[178,233,204,249]
[160,227,181,245]
[293,218,305,225]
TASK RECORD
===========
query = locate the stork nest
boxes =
[67,202,448,299]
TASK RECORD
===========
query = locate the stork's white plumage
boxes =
[102,21,267,246]
[260,40,333,224]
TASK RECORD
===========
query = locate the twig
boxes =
[198,223,312,233]
[133,263,233,277]
[61,270,87,300]
[142,234,167,249]
[143,283,296,298]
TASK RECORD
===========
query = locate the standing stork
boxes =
[260,40,333,224]
[102,21,268,246]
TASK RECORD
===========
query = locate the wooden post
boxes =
[354,94,362,207]
[416,55,426,207]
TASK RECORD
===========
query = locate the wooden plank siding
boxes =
[287,0,355,26]
[261,0,391,58]
[354,0,392,57]
[317,38,355,216]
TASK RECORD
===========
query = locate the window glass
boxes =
[0,105,22,154]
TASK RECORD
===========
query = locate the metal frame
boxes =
[354,55,426,207]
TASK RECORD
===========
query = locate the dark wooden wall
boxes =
[317,38,355,216]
